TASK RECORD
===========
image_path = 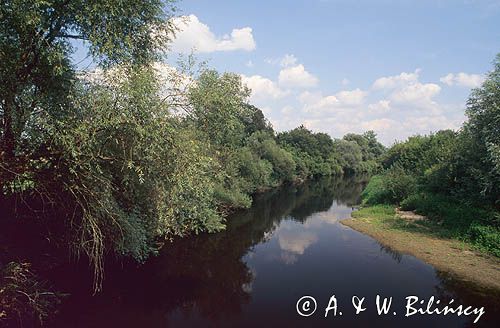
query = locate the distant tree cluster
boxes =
[187,70,385,209]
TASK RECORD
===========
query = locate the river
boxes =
[50,176,500,327]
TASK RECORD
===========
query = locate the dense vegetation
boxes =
[0,1,386,324]
[361,55,500,256]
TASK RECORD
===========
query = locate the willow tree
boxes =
[1,1,226,291]
[0,0,175,159]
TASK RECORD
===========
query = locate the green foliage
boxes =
[400,192,500,256]
[0,0,388,293]
[0,0,175,156]
[361,167,416,205]
[247,131,296,183]
[241,104,274,136]
[383,166,417,203]
[188,70,251,149]
[333,139,363,174]
[360,53,500,257]
[381,130,457,174]
[0,0,181,291]
[361,175,393,205]
[277,126,380,177]
[47,67,224,288]
[468,224,500,257]
[351,204,396,219]
[459,54,500,204]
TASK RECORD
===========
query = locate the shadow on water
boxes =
[45,175,499,328]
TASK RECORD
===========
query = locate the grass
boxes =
[352,205,460,239]
[360,176,500,257]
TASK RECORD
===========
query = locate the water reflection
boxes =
[378,243,403,263]
[49,175,500,328]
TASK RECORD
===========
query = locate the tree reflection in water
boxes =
[49,175,367,327]
[49,175,500,328]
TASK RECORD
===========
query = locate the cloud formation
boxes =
[241,74,289,101]
[244,63,465,145]
[440,72,484,88]
[279,64,319,88]
[170,15,256,53]
[372,69,421,90]
[280,54,298,67]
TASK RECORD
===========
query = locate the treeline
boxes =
[188,70,384,209]
[361,54,500,256]
[0,0,385,311]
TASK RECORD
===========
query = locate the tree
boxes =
[343,131,385,162]
[0,1,211,291]
[188,70,251,149]
[333,139,363,173]
[460,54,500,204]
[1,0,175,158]
[241,104,274,136]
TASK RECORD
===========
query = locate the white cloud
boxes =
[439,72,484,88]
[390,82,441,104]
[240,62,466,147]
[335,88,367,106]
[241,74,289,101]
[298,90,321,104]
[371,69,441,111]
[170,15,256,53]
[279,64,319,88]
[372,69,421,89]
[280,54,298,67]
[299,89,366,116]
[367,100,391,115]
[276,69,461,145]
[264,54,298,67]
[361,118,397,132]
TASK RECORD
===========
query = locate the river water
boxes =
[51,176,500,327]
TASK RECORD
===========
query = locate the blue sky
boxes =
[74,0,500,145]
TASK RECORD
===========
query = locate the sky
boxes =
[73,0,500,145]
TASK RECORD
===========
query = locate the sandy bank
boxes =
[341,207,500,291]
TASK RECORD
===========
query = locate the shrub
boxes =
[361,175,393,205]
[401,192,500,256]
[383,166,417,203]
[468,224,500,257]
[361,167,416,205]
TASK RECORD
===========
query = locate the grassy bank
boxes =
[342,205,500,291]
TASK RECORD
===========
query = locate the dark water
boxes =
[50,176,500,327]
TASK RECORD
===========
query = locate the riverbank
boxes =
[341,205,500,291]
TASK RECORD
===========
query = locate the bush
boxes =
[401,192,500,256]
[401,192,494,228]
[468,224,500,257]
[361,175,393,205]
[361,167,416,205]
[213,185,252,209]
[383,166,417,203]
[236,147,273,192]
